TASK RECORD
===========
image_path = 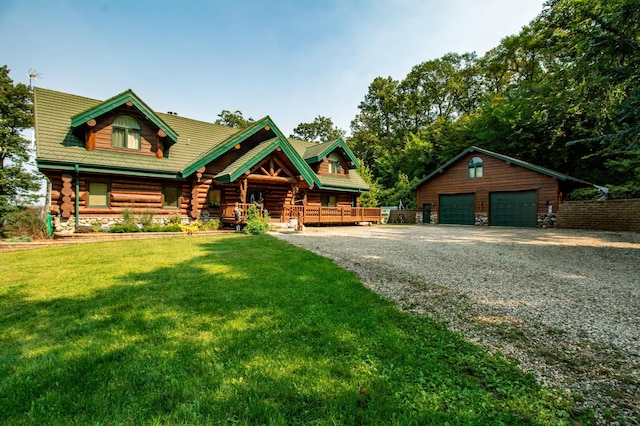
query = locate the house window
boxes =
[163,185,180,208]
[328,153,341,174]
[208,188,222,208]
[468,157,484,178]
[88,182,109,207]
[111,116,141,150]
[321,194,337,207]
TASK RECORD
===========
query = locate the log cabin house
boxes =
[33,88,381,231]
[412,146,593,227]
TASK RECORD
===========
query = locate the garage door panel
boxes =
[490,191,537,227]
[439,194,475,225]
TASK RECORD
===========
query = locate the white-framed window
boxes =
[111,115,141,150]
[328,153,341,174]
[468,156,484,178]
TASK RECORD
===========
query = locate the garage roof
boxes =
[411,146,593,190]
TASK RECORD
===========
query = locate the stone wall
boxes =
[53,215,189,233]
[555,199,640,232]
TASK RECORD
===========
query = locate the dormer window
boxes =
[468,156,484,178]
[111,116,141,150]
[328,153,341,174]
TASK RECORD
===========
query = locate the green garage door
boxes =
[489,190,537,227]
[439,194,475,225]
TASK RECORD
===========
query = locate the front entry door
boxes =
[247,189,263,204]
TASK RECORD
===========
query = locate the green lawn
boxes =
[0,234,585,425]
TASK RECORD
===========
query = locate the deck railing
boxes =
[282,205,382,224]
[220,203,381,225]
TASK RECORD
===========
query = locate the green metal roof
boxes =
[70,89,179,144]
[34,87,369,192]
[302,138,360,168]
[214,138,281,183]
[411,146,593,190]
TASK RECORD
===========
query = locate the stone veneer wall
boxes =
[53,215,190,233]
[555,199,640,232]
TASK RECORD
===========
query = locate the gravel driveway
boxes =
[272,225,640,424]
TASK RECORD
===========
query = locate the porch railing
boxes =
[220,203,382,225]
[282,205,382,224]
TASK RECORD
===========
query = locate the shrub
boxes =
[179,223,200,234]
[570,183,640,200]
[138,209,155,227]
[244,205,271,235]
[141,224,182,233]
[109,223,140,233]
[203,219,222,231]
[2,208,48,240]
[162,224,182,232]
[121,208,136,226]
[168,213,182,225]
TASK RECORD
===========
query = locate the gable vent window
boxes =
[468,156,484,178]
[328,153,341,174]
[111,115,141,150]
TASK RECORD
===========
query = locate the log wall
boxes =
[316,155,348,176]
[45,171,189,218]
[91,107,162,157]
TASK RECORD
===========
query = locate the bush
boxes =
[2,208,48,240]
[121,209,137,227]
[109,223,140,233]
[179,223,200,234]
[244,205,271,235]
[138,210,155,227]
[168,213,182,225]
[203,219,222,230]
[568,188,599,200]
[569,183,640,200]
[141,224,182,232]
[162,224,182,232]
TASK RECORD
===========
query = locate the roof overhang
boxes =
[70,90,179,145]
[303,138,360,168]
[37,159,181,179]
[182,117,321,188]
[411,146,594,190]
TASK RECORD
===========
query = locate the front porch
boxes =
[220,203,382,226]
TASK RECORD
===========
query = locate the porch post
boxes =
[239,178,247,204]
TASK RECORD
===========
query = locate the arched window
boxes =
[468,156,483,178]
[111,116,141,150]
[328,153,341,174]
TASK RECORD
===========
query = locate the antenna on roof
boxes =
[28,69,43,91]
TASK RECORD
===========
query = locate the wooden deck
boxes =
[220,203,382,225]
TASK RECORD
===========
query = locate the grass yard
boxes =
[0,234,586,425]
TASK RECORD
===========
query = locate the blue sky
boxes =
[1,0,544,137]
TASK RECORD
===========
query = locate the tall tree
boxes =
[0,65,40,222]
[290,115,345,143]
[214,110,255,128]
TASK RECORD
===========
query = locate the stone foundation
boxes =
[537,213,557,228]
[52,215,191,233]
[475,213,488,226]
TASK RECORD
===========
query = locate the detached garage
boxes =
[413,146,593,228]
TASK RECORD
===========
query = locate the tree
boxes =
[290,115,345,143]
[214,110,255,128]
[0,65,40,223]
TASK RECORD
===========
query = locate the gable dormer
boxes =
[70,90,178,159]
[302,139,359,176]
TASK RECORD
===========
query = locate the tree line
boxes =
[348,0,639,207]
